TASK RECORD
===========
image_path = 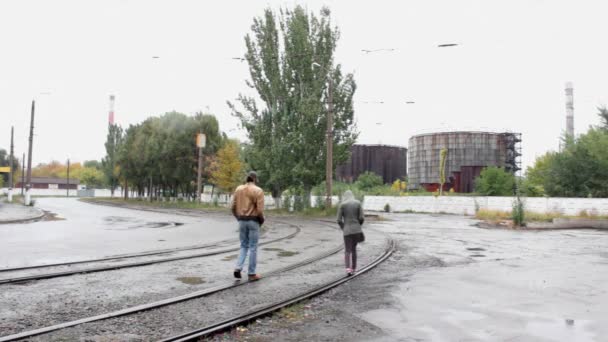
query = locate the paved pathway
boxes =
[0,201,44,224]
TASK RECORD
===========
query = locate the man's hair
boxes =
[246,171,257,183]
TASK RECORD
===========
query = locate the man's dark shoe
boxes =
[233,269,242,279]
[248,274,262,281]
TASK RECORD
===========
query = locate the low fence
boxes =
[200,194,340,210]
[363,196,608,216]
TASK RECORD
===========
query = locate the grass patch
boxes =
[475,209,608,223]
[268,206,338,218]
[475,209,512,221]
[83,197,225,211]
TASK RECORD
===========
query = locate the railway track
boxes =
[0,239,345,341]
[0,237,241,273]
[1,201,393,341]
[0,224,299,285]
[159,236,395,342]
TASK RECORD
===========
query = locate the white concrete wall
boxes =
[363,196,608,216]
[199,194,340,210]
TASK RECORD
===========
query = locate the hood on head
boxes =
[342,190,355,202]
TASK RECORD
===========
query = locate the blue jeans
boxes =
[235,220,260,274]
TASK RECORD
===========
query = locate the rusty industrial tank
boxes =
[407,131,521,193]
[336,144,407,184]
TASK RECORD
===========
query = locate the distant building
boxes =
[336,144,408,184]
[15,177,80,190]
[408,131,521,193]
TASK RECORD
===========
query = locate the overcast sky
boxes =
[2,0,608,171]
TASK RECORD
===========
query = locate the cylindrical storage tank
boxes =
[407,131,520,193]
[336,144,407,184]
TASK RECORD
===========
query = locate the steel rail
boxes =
[0,225,299,285]
[159,237,395,342]
[0,242,344,342]
[0,237,241,273]
[1,199,274,273]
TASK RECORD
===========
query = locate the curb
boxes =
[0,206,46,225]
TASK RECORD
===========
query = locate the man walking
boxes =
[231,171,265,281]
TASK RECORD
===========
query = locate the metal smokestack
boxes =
[565,82,574,138]
[108,95,115,125]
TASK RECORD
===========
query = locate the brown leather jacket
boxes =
[231,182,265,224]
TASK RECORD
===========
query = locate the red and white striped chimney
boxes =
[108,94,115,125]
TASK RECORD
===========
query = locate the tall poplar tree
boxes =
[229,6,357,206]
[102,124,123,197]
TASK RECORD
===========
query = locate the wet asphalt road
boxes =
[0,198,235,268]
[3,200,608,342]
[237,213,608,342]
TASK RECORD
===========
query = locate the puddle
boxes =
[263,248,283,252]
[466,247,486,251]
[222,254,238,261]
[262,247,299,257]
[278,250,299,257]
[103,216,183,230]
[470,254,486,257]
[176,276,205,285]
[42,211,65,221]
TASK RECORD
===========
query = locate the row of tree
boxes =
[98,7,357,203]
[101,112,246,199]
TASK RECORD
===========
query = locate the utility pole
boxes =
[196,133,206,203]
[325,76,333,209]
[66,159,70,197]
[21,153,25,196]
[8,126,14,202]
[25,100,35,206]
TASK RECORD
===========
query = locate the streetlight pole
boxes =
[326,76,333,209]
[66,159,70,197]
[312,61,334,209]
[21,153,25,196]
[8,126,14,202]
[196,133,206,203]
[25,100,35,206]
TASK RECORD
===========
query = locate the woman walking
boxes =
[336,190,365,276]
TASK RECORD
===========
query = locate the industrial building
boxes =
[15,177,80,190]
[336,144,407,184]
[407,131,521,193]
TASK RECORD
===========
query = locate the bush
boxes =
[314,195,325,210]
[354,172,384,191]
[475,167,515,196]
[512,197,525,227]
[282,193,292,211]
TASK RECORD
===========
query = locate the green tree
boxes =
[355,171,383,191]
[78,167,106,188]
[598,106,608,130]
[209,140,245,193]
[0,149,19,186]
[113,111,225,199]
[84,160,102,170]
[543,127,608,197]
[102,124,123,196]
[230,6,357,207]
[474,166,515,196]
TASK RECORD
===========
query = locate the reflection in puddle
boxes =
[103,216,183,230]
[527,319,595,342]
